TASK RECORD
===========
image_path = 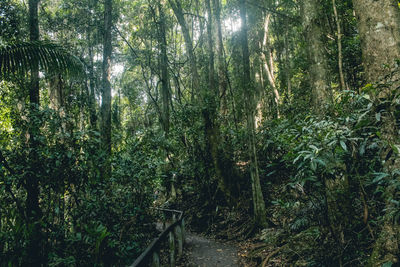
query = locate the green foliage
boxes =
[257,91,388,265]
[0,41,84,80]
[0,83,157,265]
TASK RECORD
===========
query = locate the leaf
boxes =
[372,172,389,184]
[359,142,366,155]
[382,262,392,267]
[0,41,85,80]
[314,158,326,167]
[391,144,400,154]
[375,112,381,122]
[340,140,347,151]
[310,161,317,171]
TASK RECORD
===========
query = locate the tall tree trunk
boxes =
[352,0,400,265]
[332,0,346,91]
[158,2,170,135]
[26,0,43,264]
[301,0,332,112]
[212,0,228,113]
[87,26,97,129]
[203,0,235,203]
[261,13,280,118]
[239,0,267,227]
[205,0,216,95]
[100,0,112,179]
[168,0,200,95]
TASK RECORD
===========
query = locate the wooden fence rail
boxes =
[129,208,185,267]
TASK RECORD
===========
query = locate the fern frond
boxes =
[0,41,85,80]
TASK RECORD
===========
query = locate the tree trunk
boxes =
[239,0,267,227]
[168,0,200,94]
[87,27,97,129]
[203,0,235,204]
[261,13,280,118]
[352,0,400,265]
[332,0,346,91]
[100,0,112,179]
[26,0,43,264]
[301,0,332,112]
[212,0,228,113]
[158,2,170,135]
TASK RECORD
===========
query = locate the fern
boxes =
[0,41,84,79]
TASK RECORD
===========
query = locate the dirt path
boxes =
[184,232,240,267]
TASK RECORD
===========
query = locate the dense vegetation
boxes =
[1,0,399,266]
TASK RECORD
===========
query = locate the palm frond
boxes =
[0,41,85,80]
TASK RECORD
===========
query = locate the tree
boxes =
[168,0,200,97]
[352,0,400,265]
[157,1,170,135]
[100,0,113,179]
[26,0,43,263]
[239,0,267,227]
[301,0,332,112]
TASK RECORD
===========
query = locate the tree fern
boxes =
[0,41,85,79]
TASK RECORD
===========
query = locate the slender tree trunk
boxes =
[100,0,112,179]
[261,13,280,118]
[49,74,64,110]
[332,0,346,91]
[301,0,332,112]
[239,0,267,227]
[169,0,236,203]
[283,18,292,104]
[87,27,97,129]
[205,0,216,95]
[158,2,170,135]
[352,0,400,264]
[212,0,228,113]
[26,0,43,264]
[168,0,200,94]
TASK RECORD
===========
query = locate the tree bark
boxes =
[168,0,200,94]
[301,0,332,112]
[158,2,170,135]
[261,13,280,118]
[26,0,43,264]
[332,0,346,91]
[87,26,98,129]
[212,0,228,112]
[239,0,267,227]
[205,0,216,95]
[352,0,400,265]
[100,0,112,179]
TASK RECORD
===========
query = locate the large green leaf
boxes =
[0,41,85,79]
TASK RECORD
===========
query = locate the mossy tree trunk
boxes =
[352,0,400,265]
[239,0,267,227]
[301,0,332,112]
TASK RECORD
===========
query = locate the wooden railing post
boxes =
[175,225,183,256]
[130,209,184,267]
[181,218,185,244]
[152,251,160,267]
[169,231,175,267]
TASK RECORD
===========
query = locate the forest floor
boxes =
[178,231,241,267]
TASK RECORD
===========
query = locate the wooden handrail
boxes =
[129,208,185,267]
